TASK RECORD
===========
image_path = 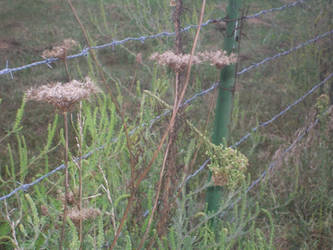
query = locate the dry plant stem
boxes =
[63,50,71,82]
[60,112,69,250]
[176,95,215,197]
[67,0,150,247]
[66,0,138,235]
[66,0,135,170]
[97,164,117,234]
[4,201,20,250]
[110,1,206,249]
[138,140,172,249]
[173,0,183,55]
[158,0,183,236]
[135,0,206,194]
[77,103,83,250]
[157,72,179,237]
[177,0,206,109]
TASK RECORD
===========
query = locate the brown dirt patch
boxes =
[0,40,20,50]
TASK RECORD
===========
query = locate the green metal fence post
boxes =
[206,0,242,216]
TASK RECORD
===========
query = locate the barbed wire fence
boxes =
[0,0,307,77]
[180,72,333,188]
[186,114,322,233]
[3,1,333,249]
[0,0,331,225]
[2,0,332,245]
[0,26,332,201]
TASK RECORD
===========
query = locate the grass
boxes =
[0,0,332,249]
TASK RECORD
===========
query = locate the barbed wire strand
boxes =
[237,29,333,75]
[0,0,307,77]
[242,0,306,20]
[232,72,333,147]
[149,29,333,133]
[187,116,320,229]
[0,83,219,202]
[0,28,331,202]
[181,72,332,186]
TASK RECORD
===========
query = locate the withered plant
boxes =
[42,39,78,81]
[25,77,100,249]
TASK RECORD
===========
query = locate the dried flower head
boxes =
[57,189,76,205]
[42,39,78,59]
[198,50,237,69]
[136,53,143,65]
[150,51,201,72]
[150,50,237,71]
[25,77,100,112]
[68,207,101,224]
[170,0,176,6]
[40,205,49,216]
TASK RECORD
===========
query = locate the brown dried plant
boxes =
[25,77,100,112]
[68,207,101,224]
[42,39,78,59]
[198,50,237,69]
[138,1,207,248]
[150,51,201,72]
[150,50,237,72]
[25,77,99,249]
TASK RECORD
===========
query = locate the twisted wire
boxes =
[0,0,307,77]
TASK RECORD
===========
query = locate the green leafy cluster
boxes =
[206,144,248,190]
[315,94,329,118]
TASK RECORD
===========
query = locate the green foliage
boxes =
[12,98,25,133]
[207,145,248,190]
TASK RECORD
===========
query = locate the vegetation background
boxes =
[0,0,332,249]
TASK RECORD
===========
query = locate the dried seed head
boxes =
[170,0,177,6]
[150,50,237,71]
[150,51,201,72]
[58,190,76,205]
[42,39,78,59]
[40,205,49,216]
[68,207,101,224]
[136,53,143,65]
[25,77,101,112]
[198,50,237,69]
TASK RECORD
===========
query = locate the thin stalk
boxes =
[66,0,136,180]
[60,112,69,250]
[156,0,184,236]
[65,3,139,247]
[78,103,83,249]
[138,139,172,249]
[63,50,71,82]
[4,201,20,250]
